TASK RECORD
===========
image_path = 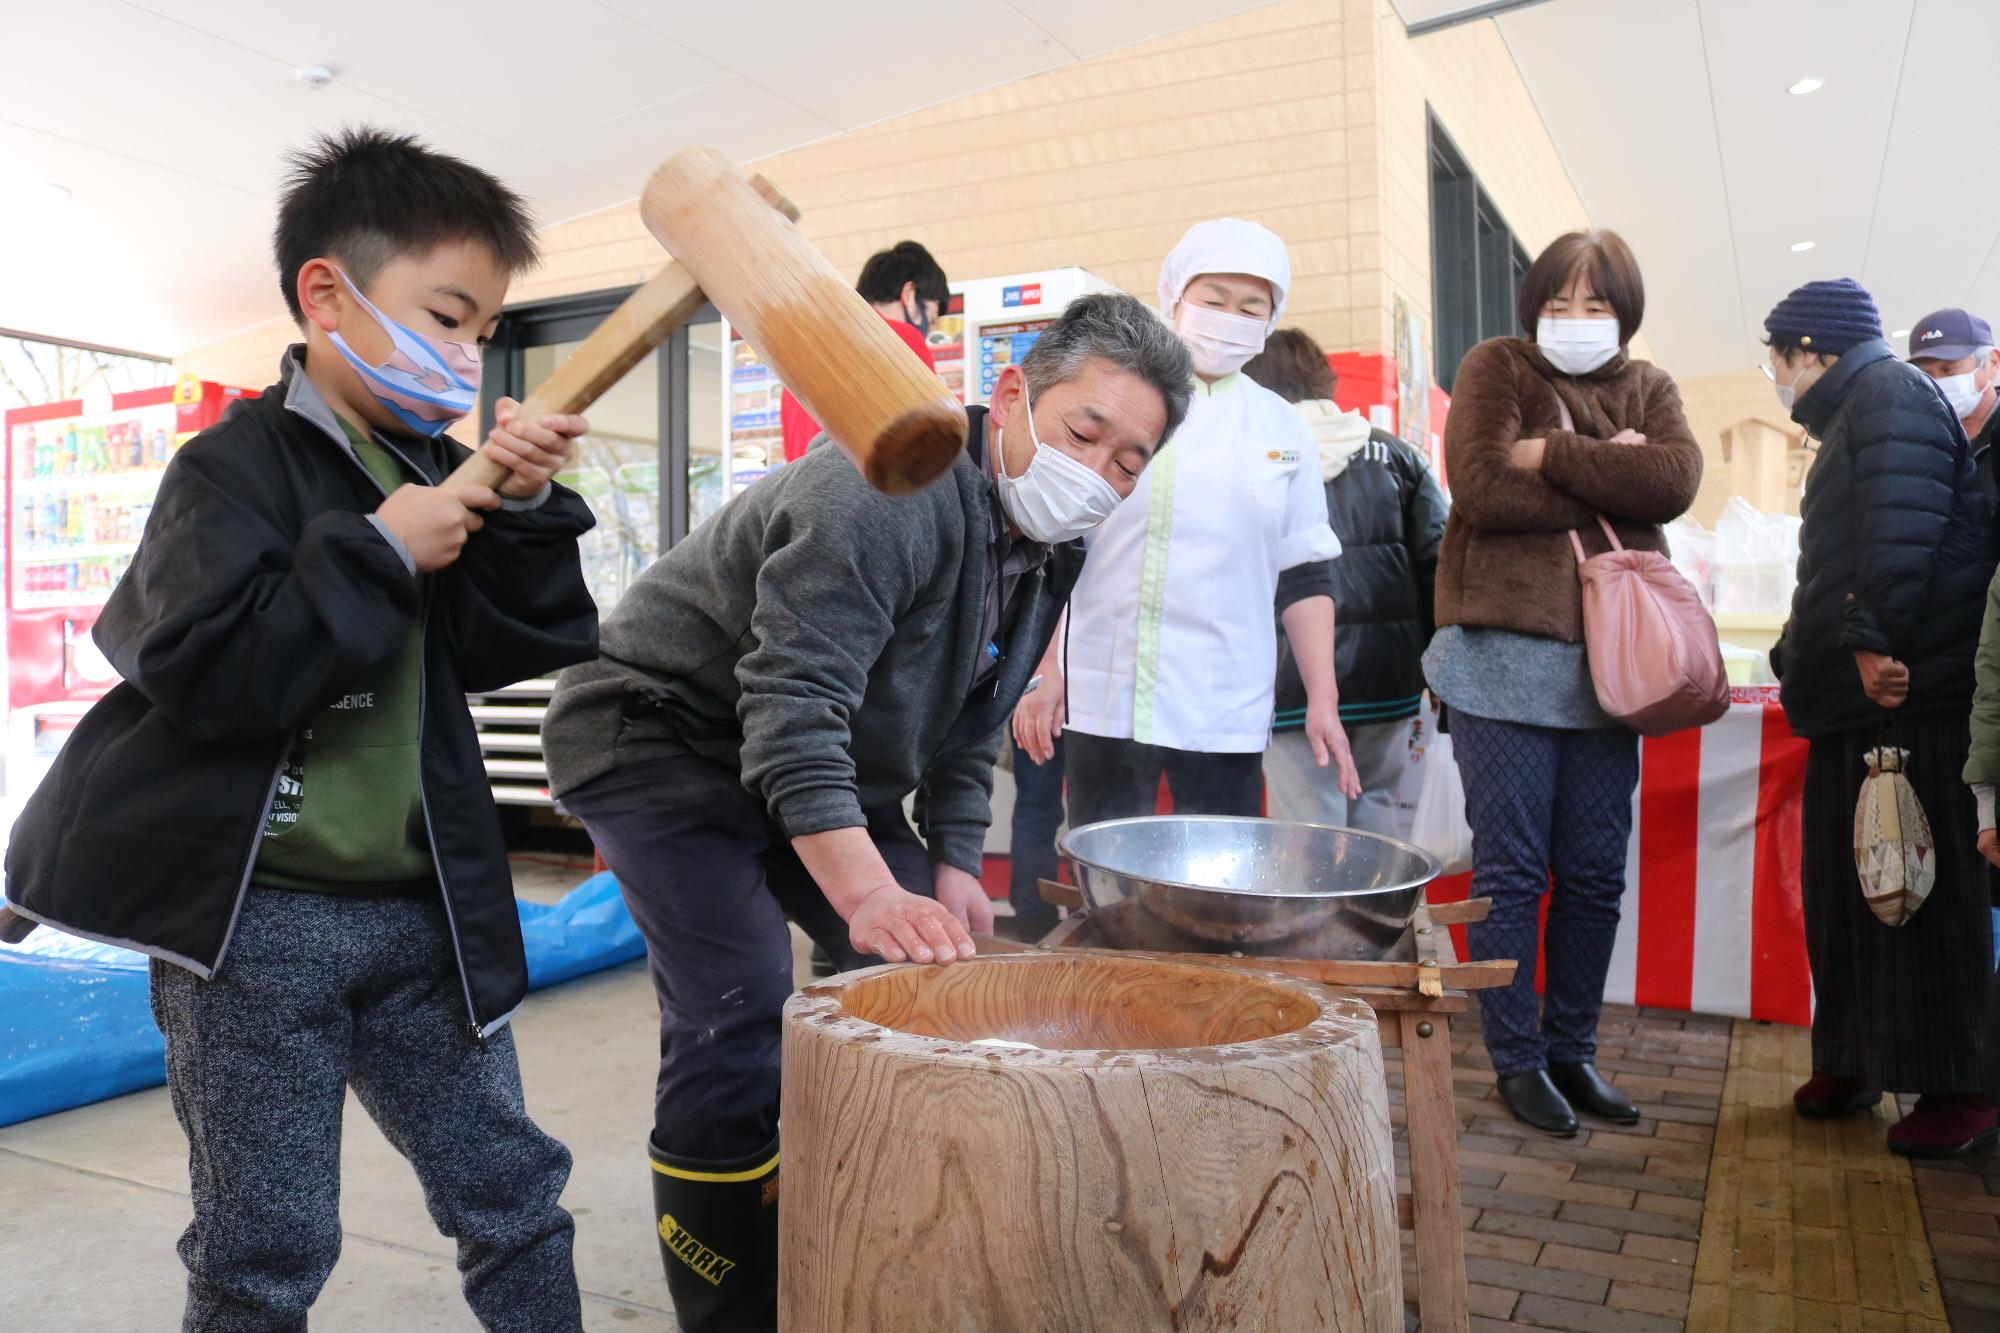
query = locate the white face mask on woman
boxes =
[1176,304,1268,378]
[1535,316,1622,375]
[993,382,1123,545]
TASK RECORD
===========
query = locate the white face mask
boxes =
[1176,303,1268,378]
[1935,368,1990,420]
[1535,316,1622,375]
[1765,357,1814,414]
[993,383,1124,545]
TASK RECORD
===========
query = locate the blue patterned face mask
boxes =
[325,266,481,437]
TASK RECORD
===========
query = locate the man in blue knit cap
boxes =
[1766,277,1998,1158]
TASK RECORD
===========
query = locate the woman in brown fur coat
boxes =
[1424,229,1703,1136]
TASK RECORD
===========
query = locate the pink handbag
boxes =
[1569,515,1729,736]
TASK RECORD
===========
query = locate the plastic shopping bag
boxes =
[1409,730,1473,875]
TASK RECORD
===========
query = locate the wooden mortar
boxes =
[779,952,1400,1331]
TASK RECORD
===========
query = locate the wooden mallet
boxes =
[446,172,798,493]
[455,148,967,497]
[640,146,967,494]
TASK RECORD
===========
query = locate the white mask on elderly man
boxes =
[1176,304,1268,378]
[1935,368,1990,420]
[993,381,1123,545]
[1535,316,1622,376]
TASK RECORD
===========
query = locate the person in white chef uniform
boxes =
[1013,218,1361,826]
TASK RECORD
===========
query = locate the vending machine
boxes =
[715,266,1121,506]
[2,375,249,801]
[950,267,1118,406]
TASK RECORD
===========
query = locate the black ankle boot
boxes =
[649,1136,780,1332]
[1497,1070,1580,1137]
[1549,1061,1641,1124]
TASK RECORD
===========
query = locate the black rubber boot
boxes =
[648,1136,780,1333]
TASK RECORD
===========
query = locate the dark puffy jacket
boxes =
[1274,415,1448,728]
[4,353,598,1035]
[1772,339,1993,738]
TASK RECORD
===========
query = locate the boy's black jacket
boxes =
[4,352,597,1034]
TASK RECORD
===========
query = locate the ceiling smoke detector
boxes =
[296,65,335,91]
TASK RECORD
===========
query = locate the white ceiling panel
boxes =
[120,0,731,149]
[1698,0,1912,368]
[1391,0,1517,25]
[0,1,284,172]
[1489,0,2000,378]
[596,0,1069,131]
[123,78,636,225]
[1499,0,1743,367]
[1844,0,2000,339]
[0,0,1275,357]
[1008,0,1278,59]
[531,76,840,194]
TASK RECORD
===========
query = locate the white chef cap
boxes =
[1157,218,1292,328]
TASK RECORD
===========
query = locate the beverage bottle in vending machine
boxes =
[151,429,169,466]
[129,422,144,469]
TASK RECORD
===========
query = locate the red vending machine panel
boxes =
[4,374,248,711]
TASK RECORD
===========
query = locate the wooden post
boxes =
[781,952,1403,1331]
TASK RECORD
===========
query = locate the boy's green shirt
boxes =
[254,418,434,894]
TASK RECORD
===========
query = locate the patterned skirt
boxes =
[1801,708,1994,1093]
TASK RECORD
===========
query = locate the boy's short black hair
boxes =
[855,240,949,311]
[273,127,540,324]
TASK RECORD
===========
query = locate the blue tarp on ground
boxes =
[0,872,642,1128]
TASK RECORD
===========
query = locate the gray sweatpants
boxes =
[148,886,580,1333]
[1262,716,1414,837]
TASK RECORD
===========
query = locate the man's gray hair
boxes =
[1020,292,1194,445]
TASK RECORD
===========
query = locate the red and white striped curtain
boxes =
[1429,688,1815,1026]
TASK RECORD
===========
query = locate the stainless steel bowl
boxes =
[1059,816,1441,961]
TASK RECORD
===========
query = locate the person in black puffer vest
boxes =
[1245,329,1447,835]
[1766,277,1997,1159]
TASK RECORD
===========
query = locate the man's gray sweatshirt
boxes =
[541,412,1080,877]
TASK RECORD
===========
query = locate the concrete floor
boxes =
[0,856,829,1331]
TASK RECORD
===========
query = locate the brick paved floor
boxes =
[1911,1149,2000,1331]
[1386,1001,1728,1332]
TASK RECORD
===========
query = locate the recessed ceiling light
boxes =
[1789,77,1824,96]
[7,181,72,207]
[1790,240,1816,252]
[1891,329,1910,339]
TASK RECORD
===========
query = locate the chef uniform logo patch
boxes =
[1266,448,1301,463]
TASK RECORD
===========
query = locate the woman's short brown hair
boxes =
[1517,229,1645,346]
[1242,328,1339,405]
